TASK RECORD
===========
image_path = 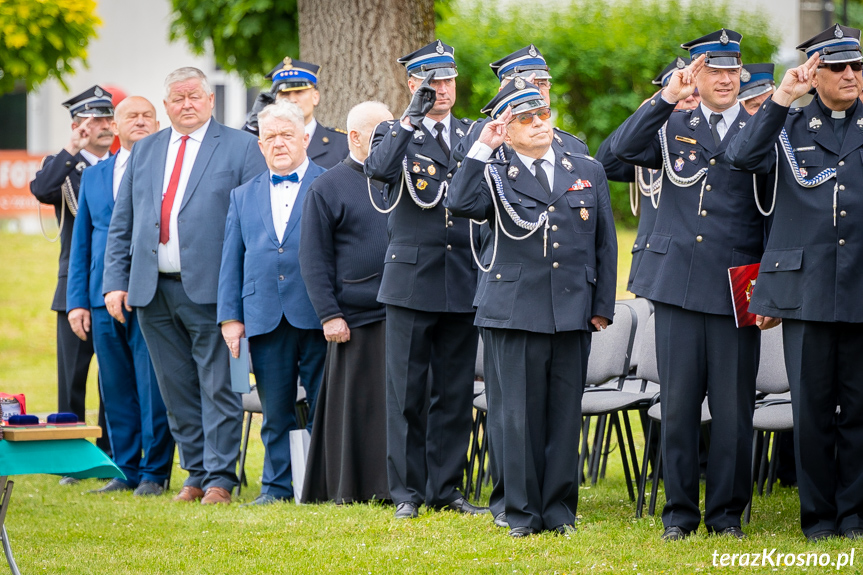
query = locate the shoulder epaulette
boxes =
[461,117,471,124]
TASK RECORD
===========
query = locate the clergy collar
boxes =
[816,96,858,120]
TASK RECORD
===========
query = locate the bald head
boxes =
[112,96,159,151]
[346,101,393,161]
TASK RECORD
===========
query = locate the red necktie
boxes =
[160,135,190,244]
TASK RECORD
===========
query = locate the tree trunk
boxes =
[298,0,435,129]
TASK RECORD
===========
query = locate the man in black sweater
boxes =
[299,101,393,504]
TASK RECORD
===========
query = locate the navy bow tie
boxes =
[271,172,299,186]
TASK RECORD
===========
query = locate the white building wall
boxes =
[27,0,247,155]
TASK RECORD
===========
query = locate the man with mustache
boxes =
[30,85,115,470]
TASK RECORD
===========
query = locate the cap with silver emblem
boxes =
[398,39,458,79]
[62,85,114,118]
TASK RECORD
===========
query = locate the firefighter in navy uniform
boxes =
[726,24,863,542]
[243,58,348,169]
[364,40,485,520]
[612,30,769,541]
[29,85,114,466]
[446,79,616,537]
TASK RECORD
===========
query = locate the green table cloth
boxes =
[0,439,124,480]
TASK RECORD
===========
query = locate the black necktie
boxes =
[434,122,450,159]
[709,113,722,146]
[533,159,551,195]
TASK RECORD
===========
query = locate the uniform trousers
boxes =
[385,305,478,507]
[782,319,863,536]
[249,316,327,499]
[137,276,242,492]
[91,306,174,486]
[480,328,505,518]
[485,327,589,532]
[653,302,758,532]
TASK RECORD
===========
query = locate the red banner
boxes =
[0,151,45,217]
[728,263,760,328]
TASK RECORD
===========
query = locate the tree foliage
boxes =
[169,0,300,86]
[0,0,101,95]
[439,0,779,223]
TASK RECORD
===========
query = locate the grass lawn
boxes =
[0,230,852,574]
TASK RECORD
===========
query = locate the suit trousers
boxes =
[249,316,327,499]
[653,302,758,532]
[137,276,242,492]
[57,311,110,452]
[385,305,478,507]
[91,307,174,485]
[782,319,863,536]
[485,328,589,532]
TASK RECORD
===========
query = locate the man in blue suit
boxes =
[67,96,174,495]
[218,100,328,505]
[104,67,267,504]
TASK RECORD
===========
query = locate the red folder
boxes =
[728,263,760,328]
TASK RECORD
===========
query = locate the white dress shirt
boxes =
[80,148,109,166]
[270,157,309,244]
[422,114,451,149]
[305,118,317,141]
[112,147,131,200]
[158,119,211,273]
[700,102,740,141]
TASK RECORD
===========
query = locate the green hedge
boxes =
[438,0,779,224]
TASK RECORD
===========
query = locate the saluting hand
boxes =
[64,117,94,156]
[401,71,438,131]
[478,108,512,150]
[662,55,706,104]
[772,52,820,108]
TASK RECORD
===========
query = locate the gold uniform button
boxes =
[447,221,453,227]
[840,185,846,191]
[841,210,847,217]
[446,245,452,251]
[447,173,452,179]
[839,161,845,167]
[633,243,639,249]
[646,243,650,249]
[391,254,396,259]
[775,262,779,268]
[551,225,558,231]
[548,206,555,212]
[552,262,560,269]
[392,131,398,137]
[496,274,502,279]
[696,235,703,243]
[650,100,656,106]
[705,184,712,191]
[553,242,560,249]
[709,159,716,166]
[701,210,707,217]
[840,239,846,246]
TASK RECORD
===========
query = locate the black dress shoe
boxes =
[241,493,287,507]
[509,526,536,538]
[493,512,508,528]
[844,528,863,540]
[808,529,838,542]
[552,524,577,536]
[394,501,419,519]
[441,497,490,515]
[89,478,133,494]
[133,480,165,497]
[710,526,746,539]
[661,526,692,541]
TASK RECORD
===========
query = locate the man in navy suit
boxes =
[104,67,267,504]
[218,100,328,505]
[67,96,174,495]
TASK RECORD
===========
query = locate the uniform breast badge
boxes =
[427,165,436,176]
[414,131,424,140]
[455,127,465,137]
[507,165,519,179]
[416,179,428,190]
[412,162,421,173]
[689,116,700,128]
[738,121,746,129]
[75,161,87,172]
[674,157,685,172]
[857,118,863,129]
[809,117,822,130]
[799,168,808,177]
[580,207,589,221]
[688,151,697,162]
[561,157,572,170]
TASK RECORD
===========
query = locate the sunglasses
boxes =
[819,62,863,73]
[510,108,552,124]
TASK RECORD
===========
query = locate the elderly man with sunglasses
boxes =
[612,29,769,541]
[446,79,617,537]
[727,24,863,542]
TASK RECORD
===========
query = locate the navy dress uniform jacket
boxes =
[307,124,349,169]
[364,118,476,313]
[217,163,327,336]
[726,97,863,323]
[612,99,768,316]
[446,149,617,332]
[31,150,94,311]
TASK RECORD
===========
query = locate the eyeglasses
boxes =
[819,62,863,73]
[510,108,552,124]
[534,80,552,89]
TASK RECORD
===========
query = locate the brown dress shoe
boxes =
[172,485,205,502]
[201,486,232,505]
